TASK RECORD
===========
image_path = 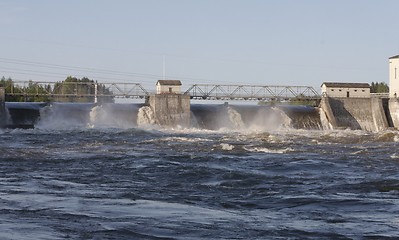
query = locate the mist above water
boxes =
[7,102,323,131]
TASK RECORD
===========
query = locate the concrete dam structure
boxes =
[146,94,191,127]
[320,96,390,132]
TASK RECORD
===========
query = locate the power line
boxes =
[0,57,224,84]
[0,57,163,79]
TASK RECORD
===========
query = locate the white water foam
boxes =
[36,104,90,129]
[220,143,234,151]
[245,107,293,132]
[244,146,293,153]
[137,106,156,126]
[271,107,292,129]
[227,107,245,129]
[89,105,136,129]
[4,107,12,125]
[319,107,332,130]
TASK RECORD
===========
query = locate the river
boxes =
[0,103,398,239]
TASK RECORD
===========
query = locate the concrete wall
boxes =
[320,97,389,132]
[389,57,399,98]
[388,98,399,128]
[147,94,190,127]
[371,97,389,131]
[156,85,181,94]
[0,87,5,127]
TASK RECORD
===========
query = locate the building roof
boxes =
[156,80,182,86]
[321,82,370,88]
[389,55,399,59]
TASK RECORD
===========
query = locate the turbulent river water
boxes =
[1,103,399,239]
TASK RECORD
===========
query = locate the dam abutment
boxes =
[146,94,191,127]
[320,96,390,131]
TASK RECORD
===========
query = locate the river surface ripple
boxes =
[1,128,399,239]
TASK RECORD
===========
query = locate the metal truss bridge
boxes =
[2,81,321,101]
[184,84,320,101]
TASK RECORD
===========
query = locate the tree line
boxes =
[370,82,389,93]
[0,76,113,103]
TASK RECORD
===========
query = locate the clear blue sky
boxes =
[0,0,398,91]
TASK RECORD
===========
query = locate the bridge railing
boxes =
[2,81,321,101]
[370,93,389,98]
[184,84,320,100]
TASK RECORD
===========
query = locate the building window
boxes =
[354,89,358,92]
[331,89,334,91]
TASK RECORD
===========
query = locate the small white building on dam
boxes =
[321,82,370,98]
[156,80,182,94]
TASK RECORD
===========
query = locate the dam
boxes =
[1,101,322,131]
[319,96,391,132]
[0,82,395,132]
[1,70,399,132]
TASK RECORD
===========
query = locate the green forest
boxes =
[370,82,389,93]
[0,76,113,103]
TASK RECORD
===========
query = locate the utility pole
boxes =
[163,55,166,80]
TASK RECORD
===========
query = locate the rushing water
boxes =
[1,103,399,239]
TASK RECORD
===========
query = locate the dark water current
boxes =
[1,126,399,239]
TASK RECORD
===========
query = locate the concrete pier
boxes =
[0,87,6,127]
[146,94,190,127]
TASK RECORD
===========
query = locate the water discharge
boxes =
[2,102,399,239]
[227,106,244,129]
[88,104,138,129]
[36,103,93,129]
[8,103,325,131]
[1,125,399,239]
[137,106,156,126]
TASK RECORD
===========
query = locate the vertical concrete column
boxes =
[0,87,6,127]
[148,94,190,127]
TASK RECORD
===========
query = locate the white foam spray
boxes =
[36,104,90,129]
[227,107,245,129]
[319,107,333,130]
[89,105,136,129]
[271,107,292,129]
[4,107,12,125]
[248,107,292,131]
[220,143,234,150]
[137,106,156,126]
